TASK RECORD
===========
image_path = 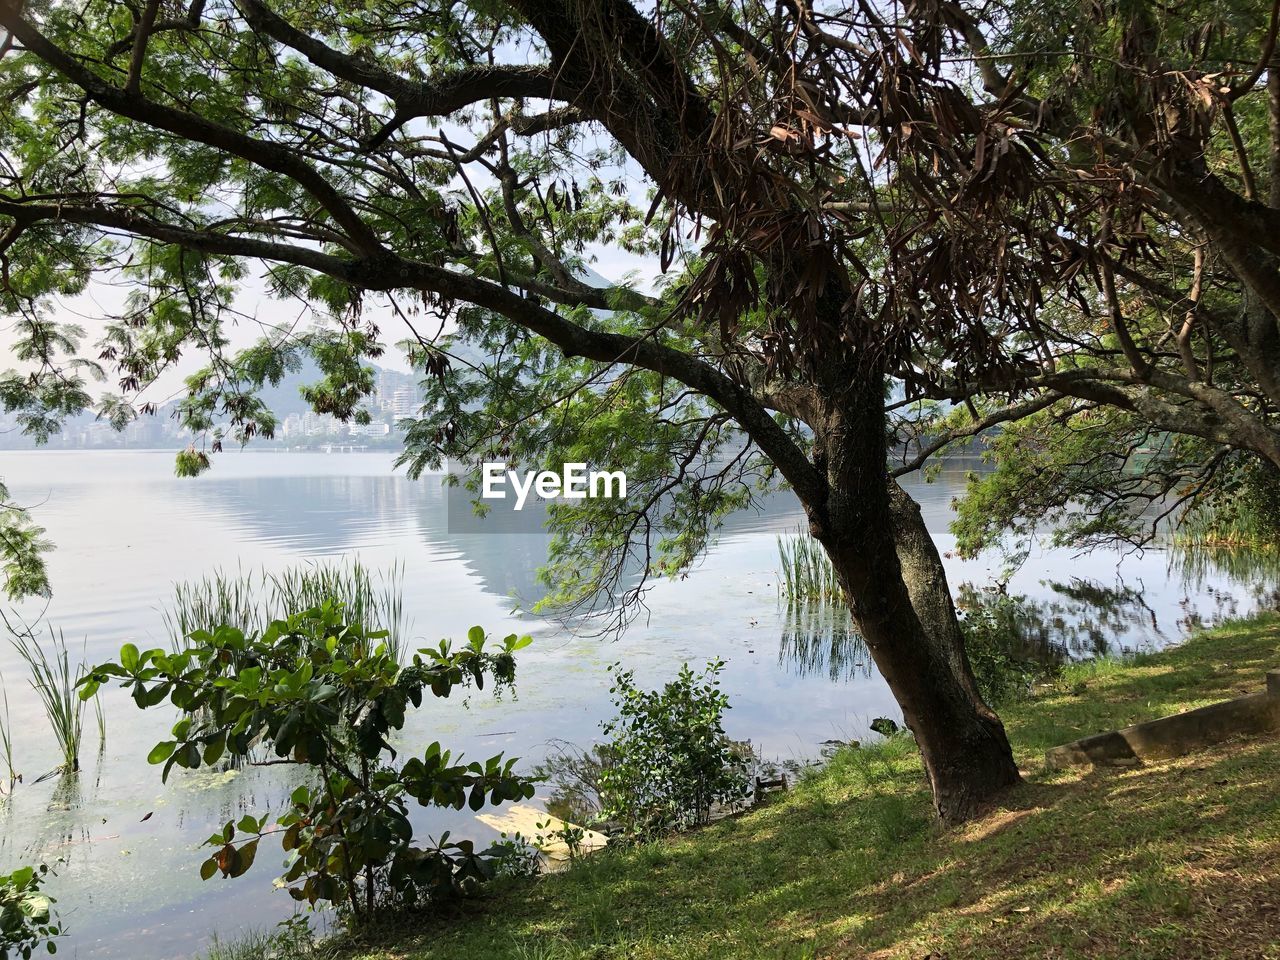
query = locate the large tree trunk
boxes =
[807,376,1021,824]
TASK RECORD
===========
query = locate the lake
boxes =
[0,450,1275,958]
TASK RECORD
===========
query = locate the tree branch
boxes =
[890,393,1061,477]
[1,9,386,256]
[237,0,562,144]
[1,196,825,505]
[124,0,161,94]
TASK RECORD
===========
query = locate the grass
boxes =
[198,926,321,960]
[0,670,14,789]
[9,627,86,776]
[93,692,106,752]
[339,613,1280,960]
[777,530,842,604]
[166,560,409,661]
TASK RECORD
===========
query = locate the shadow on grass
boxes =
[1004,613,1280,758]
[344,617,1280,960]
[838,739,1280,959]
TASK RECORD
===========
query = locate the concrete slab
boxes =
[476,804,609,861]
[1045,670,1280,770]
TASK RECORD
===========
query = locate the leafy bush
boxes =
[959,593,1062,707]
[80,603,535,925]
[0,863,61,959]
[598,660,750,838]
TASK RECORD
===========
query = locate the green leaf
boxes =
[119,643,140,672]
[136,682,172,708]
[147,741,176,765]
[175,741,201,769]
[202,735,226,766]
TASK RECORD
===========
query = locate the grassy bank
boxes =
[346,615,1280,960]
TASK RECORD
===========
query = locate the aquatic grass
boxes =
[165,560,410,662]
[269,559,406,660]
[10,629,85,775]
[1174,459,1280,551]
[776,529,842,604]
[776,533,865,683]
[197,926,321,960]
[1170,540,1280,592]
[93,693,106,751]
[778,601,871,682]
[0,671,15,790]
[165,566,263,649]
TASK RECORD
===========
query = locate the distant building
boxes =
[85,423,115,447]
[391,387,419,418]
[124,417,162,446]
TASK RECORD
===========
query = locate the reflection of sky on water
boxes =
[0,450,1276,958]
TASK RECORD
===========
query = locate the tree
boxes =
[20,0,1273,822]
[897,0,1280,566]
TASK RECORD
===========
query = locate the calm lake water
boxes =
[0,450,1276,958]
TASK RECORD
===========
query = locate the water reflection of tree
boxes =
[981,579,1156,659]
[1170,545,1280,630]
[777,601,873,683]
[782,547,1280,686]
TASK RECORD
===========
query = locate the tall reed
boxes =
[166,560,409,661]
[94,694,106,751]
[270,559,406,659]
[0,671,15,790]
[166,566,262,646]
[776,530,843,605]
[11,629,85,775]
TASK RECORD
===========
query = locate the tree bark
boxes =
[807,373,1021,824]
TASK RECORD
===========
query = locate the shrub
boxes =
[80,602,535,926]
[959,592,1062,707]
[0,863,62,960]
[531,740,614,828]
[597,660,750,838]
